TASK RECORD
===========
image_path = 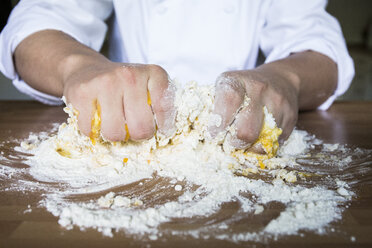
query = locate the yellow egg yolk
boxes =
[89,100,102,145]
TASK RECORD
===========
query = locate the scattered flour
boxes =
[278,130,309,156]
[174,185,182,191]
[0,81,359,243]
[323,143,339,152]
[253,204,264,215]
[97,192,143,209]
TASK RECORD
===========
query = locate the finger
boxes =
[122,66,155,141]
[208,74,245,138]
[98,85,126,141]
[246,142,266,154]
[278,105,297,143]
[230,103,264,149]
[263,95,284,130]
[263,95,295,144]
[147,65,176,136]
[65,86,95,138]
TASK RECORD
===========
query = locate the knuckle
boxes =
[148,64,167,76]
[96,74,117,91]
[216,71,241,88]
[247,79,267,95]
[119,66,138,86]
[215,72,245,98]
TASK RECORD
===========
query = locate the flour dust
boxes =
[0,82,371,244]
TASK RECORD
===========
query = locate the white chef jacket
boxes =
[0,0,354,110]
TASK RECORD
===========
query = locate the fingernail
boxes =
[229,136,251,149]
[224,125,251,149]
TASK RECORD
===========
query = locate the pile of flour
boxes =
[7,81,354,241]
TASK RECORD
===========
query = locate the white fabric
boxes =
[0,0,354,109]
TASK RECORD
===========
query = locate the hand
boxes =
[63,61,176,142]
[209,68,299,150]
[13,30,176,142]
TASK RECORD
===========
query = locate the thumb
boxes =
[208,73,245,139]
[147,66,176,136]
[229,103,264,149]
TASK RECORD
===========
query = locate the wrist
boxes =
[254,63,301,97]
[58,52,110,85]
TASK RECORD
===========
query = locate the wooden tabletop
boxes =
[0,100,371,248]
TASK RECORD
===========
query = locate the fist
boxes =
[209,69,299,150]
[63,62,176,142]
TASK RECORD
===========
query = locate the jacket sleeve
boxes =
[259,0,354,110]
[0,0,113,105]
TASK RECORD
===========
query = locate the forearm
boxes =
[254,51,338,110]
[14,30,109,97]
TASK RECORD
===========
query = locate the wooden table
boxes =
[0,101,371,248]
